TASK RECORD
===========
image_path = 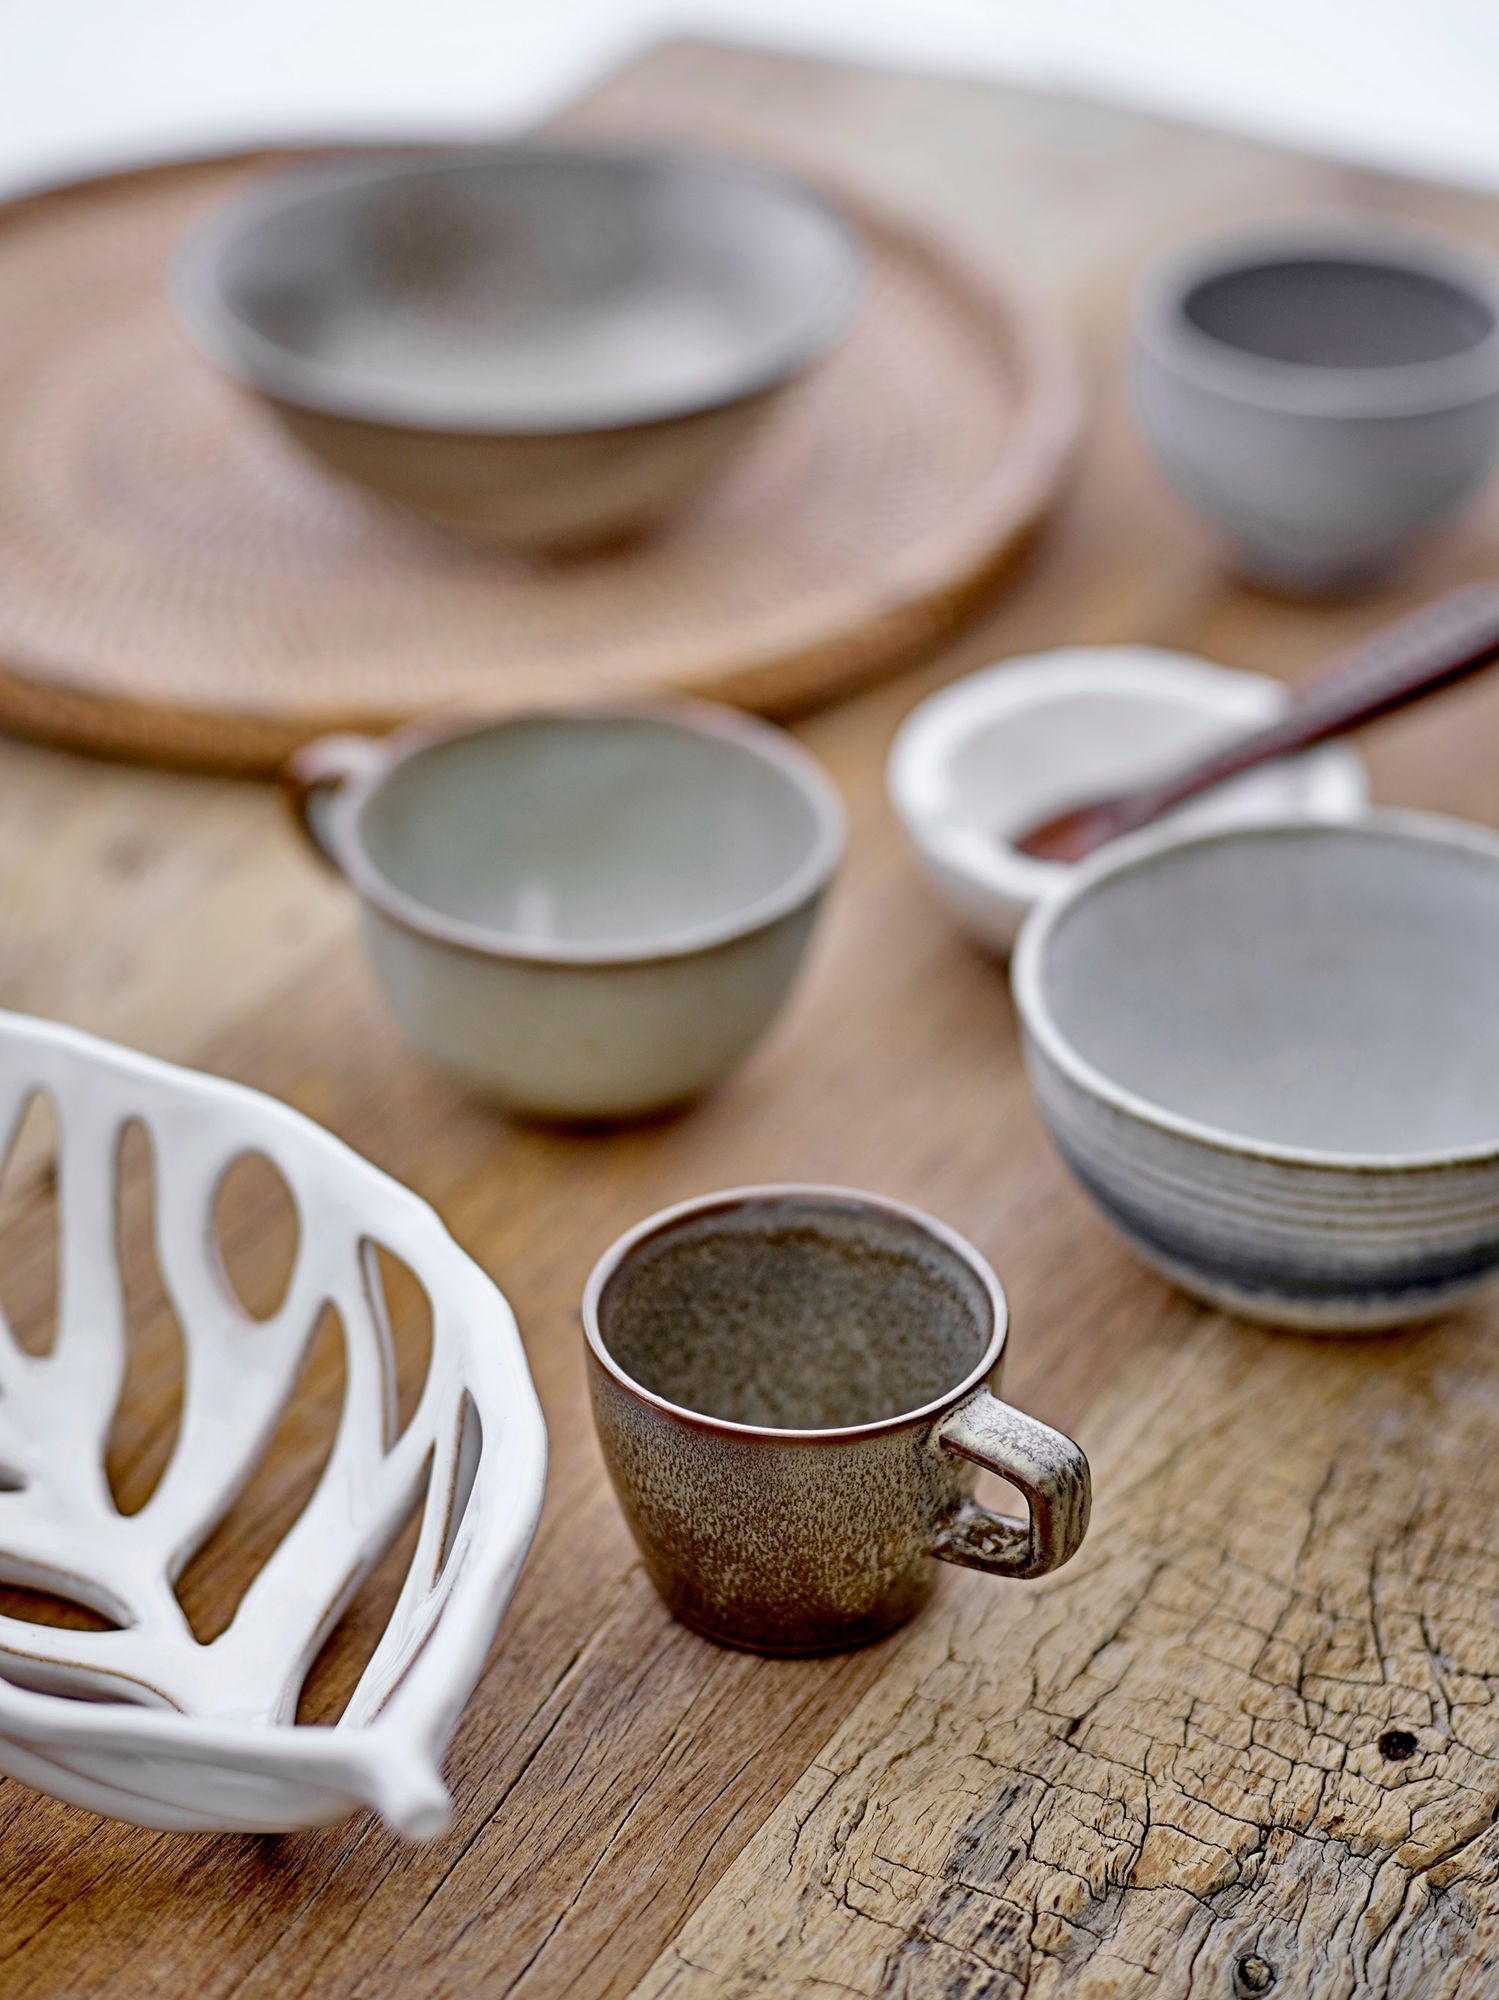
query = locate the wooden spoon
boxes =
[1011,585,1499,863]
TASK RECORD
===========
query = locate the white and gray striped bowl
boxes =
[1012,812,1499,1331]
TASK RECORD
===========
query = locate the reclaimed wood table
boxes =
[3,38,1499,2000]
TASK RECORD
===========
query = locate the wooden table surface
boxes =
[4,38,1499,2000]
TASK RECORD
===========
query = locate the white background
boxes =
[5,1,1499,197]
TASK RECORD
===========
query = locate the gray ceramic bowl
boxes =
[285,697,844,1122]
[1132,221,1499,594]
[1012,812,1499,1330]
[175,144,862,552]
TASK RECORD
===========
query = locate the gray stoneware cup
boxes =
[1132,220,1499,594]
[583,1186,1091,1655]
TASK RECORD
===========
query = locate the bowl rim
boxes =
[320,694,846,968]
[887,644,1368,920]
[172,140,865,436]
[582,1183,1009,1442]
[1132,217,1499,419]
[1011,807,1499,1173]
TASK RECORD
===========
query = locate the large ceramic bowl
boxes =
[1012,813,1499,1330]
[175,143,863,552]
[0,1009,545,1836]
[286,697,844,1122]
[888,645,1366,953]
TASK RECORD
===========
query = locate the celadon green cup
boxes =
[285,698,843,1122]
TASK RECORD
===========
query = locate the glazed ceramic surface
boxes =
[175,144,863,550]
[888,646,1367,952]
[1013,811,1499,1329]
[0,1010,545,1837]
[1132,222,1499,593]
[584,1187,1091,1654]
[287,699,843,1122]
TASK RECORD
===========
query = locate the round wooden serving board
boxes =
[0,147,1079,774]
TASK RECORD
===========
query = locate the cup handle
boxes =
[282,733,388,871]
[931,1388,1091,1579]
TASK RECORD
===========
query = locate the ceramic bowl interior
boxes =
[1182,254,1495,371]
[888,648,1366,944]
[1137,223,1499,412]
[593,1194,996,1431]
[1030,817,1499,1160]
[355,709,840,957]
[178,145,863,434]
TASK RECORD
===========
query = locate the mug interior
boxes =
[1035,821,1499,1157]
[357,713,828,952]
[1183,255,1494,369]
[593,1194,996,1430]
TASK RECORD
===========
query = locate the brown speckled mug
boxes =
[583,1186,1091,1654]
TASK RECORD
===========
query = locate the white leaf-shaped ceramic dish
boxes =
[0,1011,546,1839]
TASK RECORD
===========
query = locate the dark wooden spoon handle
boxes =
[1130,584,1499,825]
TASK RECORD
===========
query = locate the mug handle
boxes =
[282,733,388,871]
[931,1389,1091,1579]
